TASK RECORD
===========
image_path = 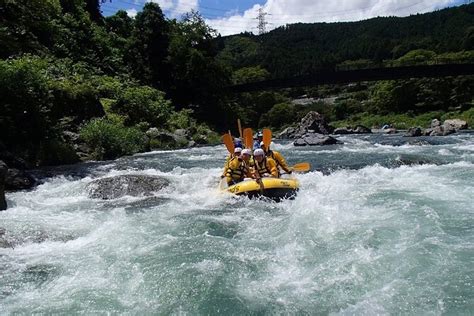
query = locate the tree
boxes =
[126,2,170,87]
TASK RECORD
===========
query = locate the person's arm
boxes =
[267,158,279,178]
[274,151,291,173]
[221,156,230,177]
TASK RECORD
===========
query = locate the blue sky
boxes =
[101,0,470,36]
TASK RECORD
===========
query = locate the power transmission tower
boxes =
[256,7,268,35]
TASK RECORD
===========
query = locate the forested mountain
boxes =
[217,3,474,78]
[0,1,473,168]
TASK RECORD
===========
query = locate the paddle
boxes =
[222,134,234,154]
[292,162,311,172]
[262,128,272,151]
[243,128,254,150]
[237,119,243,138]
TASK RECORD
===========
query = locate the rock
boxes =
[443,119,468,131]
[145,127,161,139]
[5,168,36,191]
[278,127,296,139]
[431,119,441,128]
[353,125,372,134]
[405,127,422,137]
[174,129,189,138]
[297,111,334,135]
[293,138,307,146]
[429,125,455,136]
[0,145,28,169]
[0,161,7,210]
[62,131,80,142]
[383,128,398,134]
[294,133,342,146]
[334,127,352,134]
[393,155,438,167]
[86,174,169,200]
[193,135,208,145]
[187,140,196,148]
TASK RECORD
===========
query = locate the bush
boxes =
[37,139,80,166]
[111,86,173,127]
[168,109,194,130]
[259,103,296,128]
[80,118,146,160]
[0,56,52,158]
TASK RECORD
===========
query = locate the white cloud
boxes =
[148,0,175,11]
[126,8,138,17]
[205,0,459,36]
[174,0,199,16]
[144,0,198,17]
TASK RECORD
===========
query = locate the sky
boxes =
[100,0,470,36]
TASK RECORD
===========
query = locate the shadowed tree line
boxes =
[0,1,473,167]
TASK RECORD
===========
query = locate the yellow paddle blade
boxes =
[262,128,272,151]
[222,134,234,154]
[243,128,254,149]
[292,162,311,172]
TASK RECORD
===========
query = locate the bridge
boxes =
[230,63,474,92]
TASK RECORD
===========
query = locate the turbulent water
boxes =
[1,132,473,314]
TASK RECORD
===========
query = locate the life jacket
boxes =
[225,157,250,183]
[255,157,279,178]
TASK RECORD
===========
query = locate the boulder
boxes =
[333,127,352,135]
[353,125,371,134]
[277,126,296,139]
[429,125,455,136]
[383,128,398,134]
[0,145,28,169]
[86,174,169,200]
[293,138,307,146]
[145,127,161,139]
[294,133,342,146]
[431,119,441,128]
[297,111,334,135]
[0,161,7,210]
[5,168,36,191]
[405,127,422,137]
[443,119,468,131]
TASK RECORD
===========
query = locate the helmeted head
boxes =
[253,148,265,162]
[234,147,242,156]
[257,132,263,140]
[234,137,243,148]
[241,148,252,161]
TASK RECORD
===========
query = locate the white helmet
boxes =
[253,148,265,156]
[241,148,252,155]
[234,147,242,154]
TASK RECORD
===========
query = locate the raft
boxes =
[224,176,299,201]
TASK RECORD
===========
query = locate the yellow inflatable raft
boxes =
[224,176,299,201]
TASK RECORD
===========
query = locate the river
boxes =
[1,132,473,314]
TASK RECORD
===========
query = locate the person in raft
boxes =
[225,148,253,185]
[259,142,292,175]
[253,132,263,149]
[253,148,279,178]
[221,147,242,178]
[234,137,243,148]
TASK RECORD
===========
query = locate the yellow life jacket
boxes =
[225,157,250,184]
[255,157,279,178]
